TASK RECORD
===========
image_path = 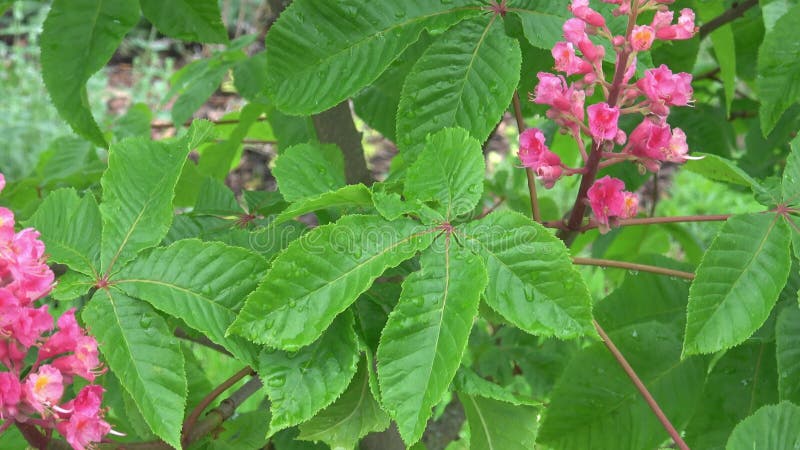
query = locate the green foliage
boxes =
[139,0,228,44]
[273,143,346,202]
[757,2,800,135]
[776,306,800,403]
[459,393,539,450]
[726,402,800,449]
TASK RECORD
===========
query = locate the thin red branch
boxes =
[572,257,695,280]
[512,91,542,222]
[543,213,731,230]
[699,0,758,39]
[150,116,270,130]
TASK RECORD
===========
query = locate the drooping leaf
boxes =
[272,184,373,226]
[454,367,540,406]
[396,18,521,156]
[27,189,101,278]
[139,0,228,44]
[403,128,484,220]
[458,211,595,339]
[683,153,763,189]
[229,216,435,350]
[40,0,139,147]
[272,143,346,202]
[757,2,800,136]
[297,358,390,448]
[259,313,359,434]
[776,305,800,403]
[684,214,791,355]
[265,0,480,114]
[377,239,487,445]
[198,101,269,179]
[459,393,539,450]
[99,136,192,274]
[698,2,737,114]
[83,289,187,449]
[726,402,800,450]
[537,321,705,450]
[113,239,267,365]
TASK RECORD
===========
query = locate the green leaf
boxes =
[684,153,763,189]
[83,289,187,449]
[40,0,139,147]
[27,189,102,278]
[100,136,192,274]
[273,143,346,202]
[35,136,100,185]
[139,0,228,44]
[198,102,269,179]
[229,216,435,350]
[699,2,737,115]
[776,305,800,403]
[757,3,800,136]
[684,214,791,355]
[726,402,800,450]
[265,0,479,114]
[194,177,242,215]
[297,358,390,448]
[396,18,521,155]
[458,211,595,339]
[782,134,800,205]
[272,184,373,226]
[514,1,570,49]
[459,393,539,450]
[377,240,487,445]
[537,321,705,450]
[454,368,540,406]
[234,51,268,101]
[259,312,359,434]
[404,128,484,219]
[51,270,95,301]
[113,239,266,365]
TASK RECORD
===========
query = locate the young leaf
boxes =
[458,211,595,339]
[139,0,228,44]
[684,214,791,355]
[83,289,187,449]
[726,402,800,450]
[377,239,487,445]
[229,216,435,350]
[757,2,800,136]
[50,271,95,302]
[264,0,480,114]
[100,136,192,275]
[272,184,374,226]
[454,367,541,406]
[776,305,800,403]
[40,0,139,147]
[27,189,101,278]
[297,358,390,448]
[396,17,521,155]
[459,393,539,450]
[538,321,705,450]
[272,143,346,202]
[113,239,267,365]
[259,313,359,434]
[404,127,485,219]
[514,1,571,50]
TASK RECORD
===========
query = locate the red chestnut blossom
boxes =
[630,25,655,51]
[588,176,639,232]
[52,335,101,382]
[652,8,697,40]
[0,371,21,419]
[628,119,696,171]
[587,102,620,141]
[24,364,64,413]
[637,65,693,116]
[57,385,112,450]
[552,42,592,75]
[563,18,587,45]
[518,129,564,189]
[569,0,606,27]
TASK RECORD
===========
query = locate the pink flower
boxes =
[652,8,696,40]
[587,102,620,141]
[0,372,21,419]
[552,42,592,75]
[570,0,606,27]
[518,129,564,189]
[630,25,655,51]
[40,309,83,359]
[637,65,693,116]
[0,174,5,193]
[533,72,568,106]
[0,208,13,242]
[52,336,101,382]
[588,176,638,232]
[11,305,53,348]
[0,288,21,329]
[24,364,64,413]
[628,119,696,171]
[563,18,587,45]
[577,38,605,63]
[664,127,691,162]
[57,385,111,450]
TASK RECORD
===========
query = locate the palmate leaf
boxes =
[396,17,521,155]
[296,358,390,448]
[272,184,374,226]
[229,215,435,350]
[726,402,800,450]
[139,0,228,44]
[757,3,800,136]
[776,306,800,403]
[83,289,186,449]
[99,135,193,275]
[458,211,594,339]
[272,143,346,202]
[459,393,539,450]
[113,239,267,366]
[40,0,139,147]
[377,239,487,445]
[513,0,570,50]
[404,128,485,219]
[265,0,479,115]
[27,189,102,278]
[260,313,360,434]
[684,214,791,355]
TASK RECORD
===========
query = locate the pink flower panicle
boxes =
[0,174,112,450]
[522,0,698,230]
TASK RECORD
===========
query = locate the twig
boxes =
[572,257,695,280]
[477,196,506,220]
[17,422,48,449]
[182,366,255,446]
[184,376,264,444]
[512,91,541,222]
[150,116,270,130]
[593,320,690,450]
[542,214,731,230]
[699,0,758,39]
[174,328,233,357]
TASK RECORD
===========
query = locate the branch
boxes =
[174,328,233,357]
[184,376,264,444]
[572,257,695,280]
[543,213,731,231]
[150,116,270,130]
[512,91,541,222]
[699,0,758,39]
[312,101,373,185]
[593,320,690,450]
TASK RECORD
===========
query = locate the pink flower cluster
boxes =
[520,0,699,231]
[0,174,113,450]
